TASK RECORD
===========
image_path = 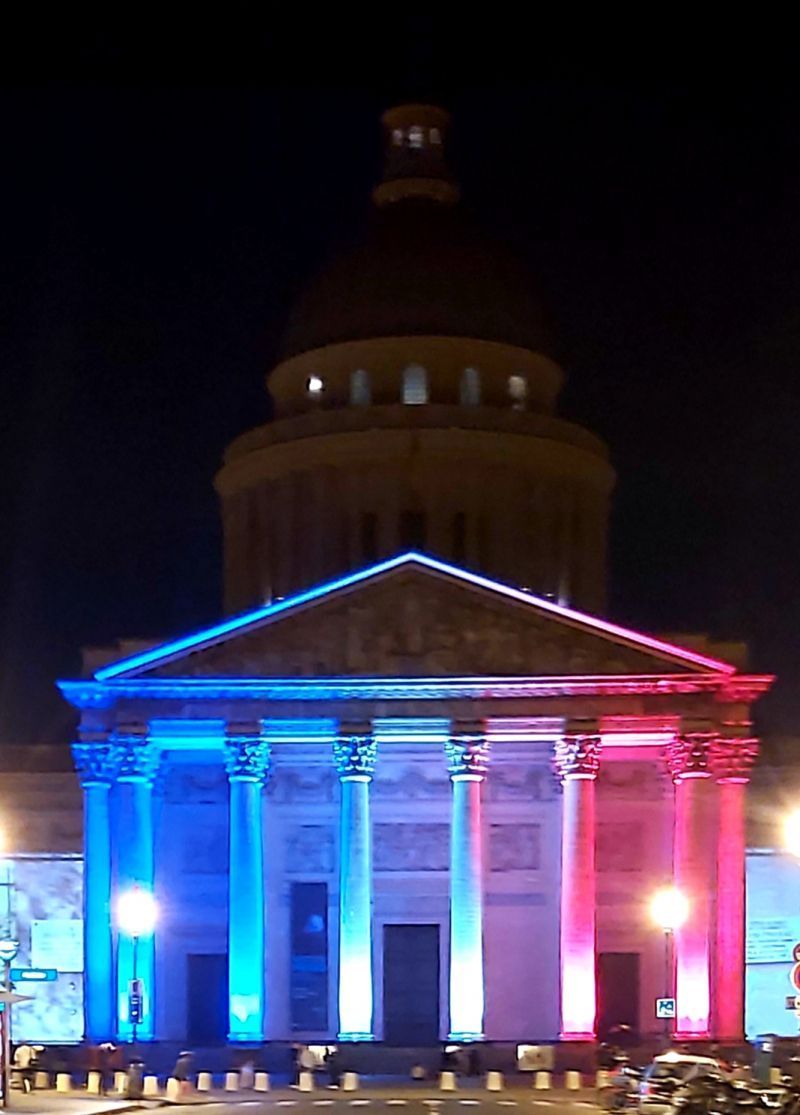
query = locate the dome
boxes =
[280,199,552,359]
[280,104,552,359]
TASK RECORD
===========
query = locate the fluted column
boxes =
[225,722,270,1042]
[667,732,716,1039]
[112,722,161,1042]
[334,722,377,1040]
[446,721,489,1041]
[711,735,758,1041]
[555,728,600,1040]
[73,730,118,1040]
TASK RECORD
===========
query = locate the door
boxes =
[187,954,228,1045]
[597,952,640,1042]
[383,924,440,1045]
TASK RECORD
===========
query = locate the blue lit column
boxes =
[72,730,117,1040]
[225,723,270,1042]
[112,723,160,1042]
[446,722,489,1042]
[334,722,377,1041]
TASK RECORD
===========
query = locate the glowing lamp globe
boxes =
[116,887,157,937]
[650,887,689,932]
[785,811,800,859]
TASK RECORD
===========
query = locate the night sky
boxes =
[2,29,799,751]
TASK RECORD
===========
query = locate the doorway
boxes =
[597,952,640,1042]
[187,954,228,1045]
[383,924,440,1045]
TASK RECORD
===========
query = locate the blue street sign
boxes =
[655,997,676,1019]
[9,968,57,982]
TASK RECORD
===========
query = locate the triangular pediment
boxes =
[96,554,735,682]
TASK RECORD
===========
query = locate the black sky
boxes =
[1,26,799,748]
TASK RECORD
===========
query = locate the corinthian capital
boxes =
[446,721,489,778]
[710,737,759,783]
[224,722,271,782]
[665,733,714,782]
[72,730,118,787]
[554,734,601,780]
[112,723,161,783]
[334,722,377,778]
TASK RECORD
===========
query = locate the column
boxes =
[225,722,270,1042]
[72,730,117,1040]
[446,721,489,1041]
[667,732,716,1039]
[555,727,600,1041]
[112,722,161,1042]
[711,735,758,1041]
[334,722,377,1040]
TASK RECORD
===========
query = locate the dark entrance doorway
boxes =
[597,952,640,1042]
[383,924,440,1045]
[187,954,228,1045]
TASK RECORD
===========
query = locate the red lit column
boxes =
[711,736,758,1042]
[667,734,716,1039]
[555,729,601,1041]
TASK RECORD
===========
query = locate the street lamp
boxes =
[0,830,19,1109]
[116,887,157,1045]
[651,886,689,1046]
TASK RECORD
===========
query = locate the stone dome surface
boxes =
[280,197,552,359]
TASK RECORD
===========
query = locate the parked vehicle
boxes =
[639,1053,723,1114]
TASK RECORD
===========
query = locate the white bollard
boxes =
[87,1071,102,1095]
[56,1073,72,1093]
[225,1072,239,1091]
[440,1071,457,1091]
[770,1068,782,1085]
[299,1071,315,1092]
[196,1072,212,1092]
[534,1071,552,1090]
[34,1070,50,1090]
[166,1078,181,1100]
[143,1075,161,1097]
[255,1072,270,1092]
[113,1070,128,1095]
[565,1071,581,1091]
[596,1070,610,1090]
[486,1071,504,1092]
[342,1072,359,1092]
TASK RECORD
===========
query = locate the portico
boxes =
[63,552,770,1046]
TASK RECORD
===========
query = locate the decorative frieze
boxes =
[224,722,271,782]
[553,734,601,779]
[445,721,489,778]
[333,722,377,778]
[489,824,541,872]
[710,737,759,783]
[374,823,449,872]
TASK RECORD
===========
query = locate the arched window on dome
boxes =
[408,125,425,149]
[392,128,404,146]
[507,374,528,410]
[350,369,371,406]
[460,367,481,406]
[402,364,428,405]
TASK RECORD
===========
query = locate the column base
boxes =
[448,1031,484,1042]
[337,1032,375,1042]
[559,1031,596,1042]
[229,1031,266,1043]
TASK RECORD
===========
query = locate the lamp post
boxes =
[115,887,157,1047]
[650,886,689,1047]
[0,831,18,1109]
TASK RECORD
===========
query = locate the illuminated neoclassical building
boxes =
[61,104,771,1051]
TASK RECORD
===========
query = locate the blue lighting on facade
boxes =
[88,552,733,683]
[115,781,156,1042]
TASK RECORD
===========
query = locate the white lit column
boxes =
[72,730,117,1040]
[555,728,600,1041]
[112,722,161,1042]
[335,722,377,1041]
[225,722,270,1042]
[711,734,757,1041]
[446,721,489,1042]
[667,732,716,1039]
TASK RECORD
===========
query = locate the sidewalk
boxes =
[2,1092,161,1115]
